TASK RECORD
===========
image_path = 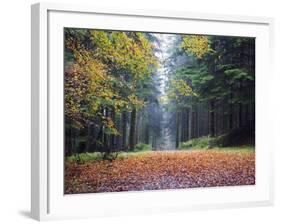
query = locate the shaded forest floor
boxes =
[65,147,255,194]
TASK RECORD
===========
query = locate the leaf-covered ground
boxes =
[65,149,255,194]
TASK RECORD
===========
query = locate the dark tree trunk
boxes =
[110,108,115,150]
[175,111,180,149]
[135,111,141,144]
[197,104,200,137]
[115,114,122,150]
[245,104,249,127]
[144,121,149,144]
[222,101,225,133]
[129,108,137,150]
[209,101,215,137]
[186,108,189,140]
[238,103,243,128]
[121,111,127,150]
[195,104,200,138]
[138,112,143,143]
[181,109,187,142]
[188,106,193,139]
[104,108,110,153]
[229,87,233,130]
[229,106,233,130]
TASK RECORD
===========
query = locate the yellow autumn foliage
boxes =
[65,30,158,134]
[168,79,198,102]
[181,35,214,59]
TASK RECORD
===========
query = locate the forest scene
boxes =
[64,28,255,194]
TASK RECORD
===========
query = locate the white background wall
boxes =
[0,0,279,223]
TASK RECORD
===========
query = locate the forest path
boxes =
[65,150,255,194]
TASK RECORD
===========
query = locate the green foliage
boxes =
[66,152,104,163]
[180,136,219,149]
[185,146,255,152]
[208,146,255,153]
[133,143,152,152]
[66,152,120,163]
[180,126,255,150]
[224,68,254,82]
[66,150,153,163]
[166,35,255,143]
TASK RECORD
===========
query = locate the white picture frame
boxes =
[31,2,274,221]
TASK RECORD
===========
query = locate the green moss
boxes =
[133,143,152,152]
[180,136,218,149]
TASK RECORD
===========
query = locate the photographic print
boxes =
[64,28,255,194]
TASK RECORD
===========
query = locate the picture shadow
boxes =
[18,210,32,219]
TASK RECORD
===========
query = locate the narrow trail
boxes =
[154,34,176,150]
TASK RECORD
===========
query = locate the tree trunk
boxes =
[175,111,180,149]
[115,114,122,150]
[188,106,193,139]
[209,101,215,137]
[186,108,189,140]
[144,121,149,144]
[197,104,200,137]
[129,108,137,150]
[181,110,186,142]
[229,88,233,130]
[135,111,141,144]
[121,111,127,150]
[104,108,109,153]
[238,103,243,128]
[229,106,233,130]
[110,108,115,150]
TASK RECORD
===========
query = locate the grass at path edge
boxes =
[66,146,254,163]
